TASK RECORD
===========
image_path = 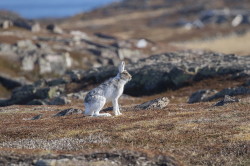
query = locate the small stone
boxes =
[136,39,148,48]
[214,95,240,106]
[30,114,43,120]
[53,108,83,117]
[135,97,170,110]
[232,15,243,27]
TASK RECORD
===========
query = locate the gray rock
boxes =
[207,86,250,101]
[35,87,60,99]
[30,114,43,120]
[65,70,85,82]
[35,159,53,166]
[30,23,41,32]
[214,95,240,106]
[188,89,218,103]
[231,70,250,79]
[112,40,132,48]
[16,40,37,50]
[0,73,30,90]
[0,20,13,29]
[49,96,70,105]
[0,40,71,75]
[27,99,48,105]
[21,54,37,71]
[232,15,243,27]
[117,48,141,60]
[94,33,117,40]
[53,108,83,117]
[47,78,68,86]
[81,51,250,96]
[0,43,13,54]
[0,85,62,106]
[39,53,72,75]
[38,57,52,74]
[67,91,87,100]
[135,97,170,110]
[13,19,33,30]
[46,24,63,34]
[83,39,116,50]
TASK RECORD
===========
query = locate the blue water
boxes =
[0,0,120,19]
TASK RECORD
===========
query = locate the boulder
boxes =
[16,40,37,50]
[0,85,63,106]
[46,24,63,34]
[81,51,250,96]
[67,91,87,100]
[112,40,132,48]
[21,54,37,71]
[38,57,52,74]
[94,33,117,40]
[117,48,141,62]
[214,95,240,106]
[65,70,85,82]
[2,51,250,107]
[135,97,170,110]
[188,89,218,103]
[0,40,71,75]
[30,22,41,32]
[13,19,40,31]
[27,99,48,105]
[232,15,243,27]
[206,86,250,101]
[47,78,68,86]
[49,96,71,105]
[0,73,30,90]
[0,20,13,29]
[53,108,83,117]
[70,30,89,40]
[38,53,72,75]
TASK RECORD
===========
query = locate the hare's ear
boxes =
[118,61,125,73]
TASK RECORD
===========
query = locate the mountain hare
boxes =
[84,61,132,117]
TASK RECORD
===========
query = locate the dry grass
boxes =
[0,84,249,166]
[62,8,173,29]
[173,31,250,56]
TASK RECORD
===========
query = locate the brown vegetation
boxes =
[0,77,249,165]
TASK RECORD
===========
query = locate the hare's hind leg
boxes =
[84,103,94,116]
[91,96,111,117]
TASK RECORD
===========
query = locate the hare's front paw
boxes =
[115,112,122,116]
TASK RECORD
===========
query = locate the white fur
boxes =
[84,61,131,117]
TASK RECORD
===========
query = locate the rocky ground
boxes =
[0,0,250,165]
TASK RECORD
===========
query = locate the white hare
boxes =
[84,61,132,117]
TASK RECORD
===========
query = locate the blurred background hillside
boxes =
[0,0,250,99]
[0,0,120,19]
